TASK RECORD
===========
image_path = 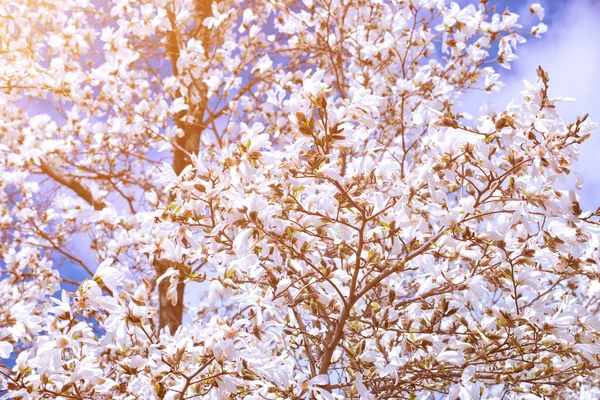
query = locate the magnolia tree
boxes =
[1,0,600,398]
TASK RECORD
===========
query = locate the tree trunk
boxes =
[156,0,213,334]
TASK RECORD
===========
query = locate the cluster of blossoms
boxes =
[1,0,600,398]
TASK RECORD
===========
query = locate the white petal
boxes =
[0,341,13,358]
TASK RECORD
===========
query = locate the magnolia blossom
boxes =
[1,0,600,399]
[0,342,12,359]
[93,258,124,294]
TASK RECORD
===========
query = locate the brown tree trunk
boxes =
[156,0,213,334]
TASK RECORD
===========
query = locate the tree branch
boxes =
[38,161,105,211]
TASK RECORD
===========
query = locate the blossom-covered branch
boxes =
[1,0,599,399]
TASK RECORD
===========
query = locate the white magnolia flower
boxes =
[93,258,124,294]
[0,342,12,358]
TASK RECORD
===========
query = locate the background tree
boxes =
[1,0,600,399]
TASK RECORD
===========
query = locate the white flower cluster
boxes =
[1,0,599,399]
